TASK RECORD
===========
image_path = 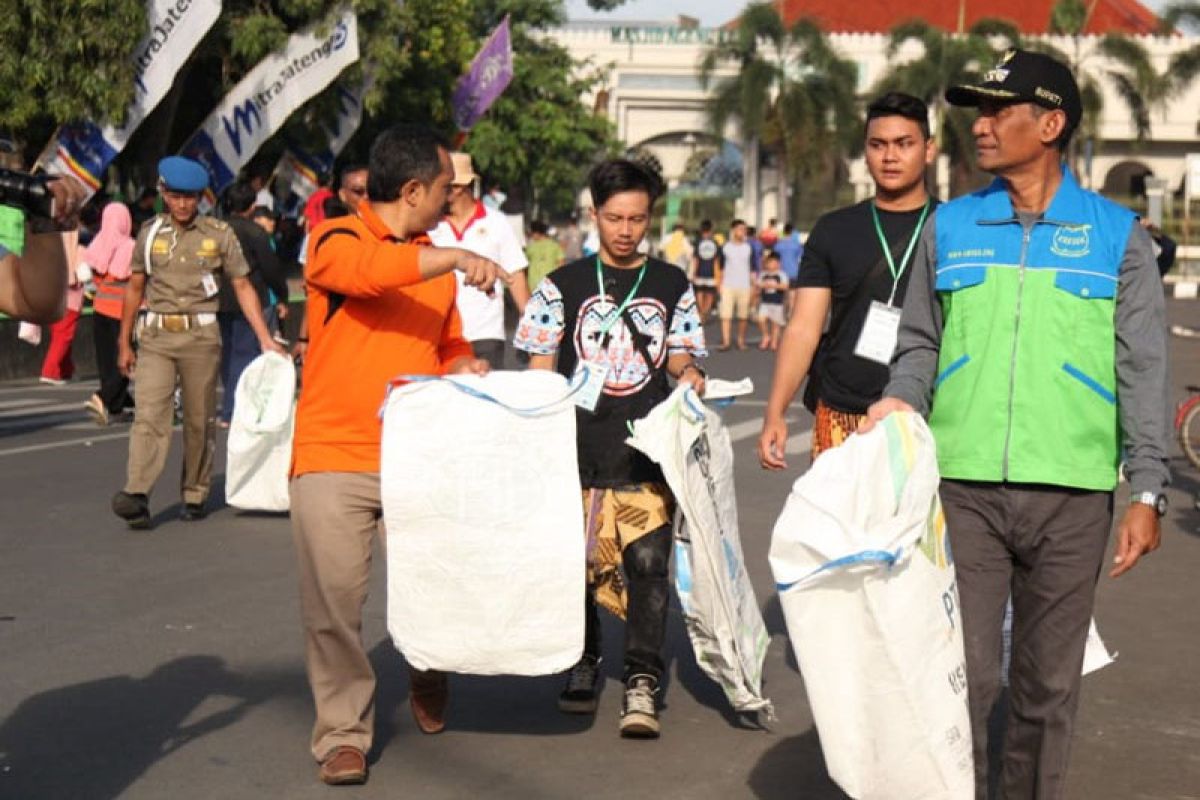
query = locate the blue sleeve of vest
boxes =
[885,217,942,416]
[1115,219,1170,495]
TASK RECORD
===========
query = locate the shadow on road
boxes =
[368,639,592,757]
[746,727,849,799]
[0,655,300,800]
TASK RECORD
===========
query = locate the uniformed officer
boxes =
[111,157,284,529]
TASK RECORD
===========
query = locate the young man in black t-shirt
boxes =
[515,159,707,738]
[758,92,938,468]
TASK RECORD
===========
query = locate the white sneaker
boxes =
[619,674,660,738]
[84,394,109,426]
[39,376,67,386]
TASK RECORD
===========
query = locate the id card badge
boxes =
[201,273,219,298]
[853,301,903,365]
[572,359,609,412]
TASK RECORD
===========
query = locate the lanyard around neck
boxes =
[595,256,647,339]
[871,200,930,305]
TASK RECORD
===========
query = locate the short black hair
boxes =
[530,219,548,235]
[700,219,713,233]
[587,158,664,210]
[731,218,746,228]
[223,181,256,215]
[866,92,932,140]
[784,222,795,234]
[765,251,780,262]
[367,125,447,202]
[250,205,275,221]
[337,163,368,189]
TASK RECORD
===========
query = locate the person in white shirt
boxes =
[429,153,530,367]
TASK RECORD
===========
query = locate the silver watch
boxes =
[1131,492,1167,517]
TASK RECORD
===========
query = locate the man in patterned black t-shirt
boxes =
[515,159,707,739]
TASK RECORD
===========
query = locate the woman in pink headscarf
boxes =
[81,202,136,425]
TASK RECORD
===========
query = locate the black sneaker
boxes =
[179,503,207,521]
[112,491,151,530]
[557,655,602,714]
[619,674,660,738]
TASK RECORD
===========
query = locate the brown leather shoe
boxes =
[318,745,367,785]
[409,668,448,734]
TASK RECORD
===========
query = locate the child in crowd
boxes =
[755,252,789,350]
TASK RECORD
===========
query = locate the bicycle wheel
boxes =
[1179,398,1200,470]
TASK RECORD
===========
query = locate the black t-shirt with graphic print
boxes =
[693,236,721,281]
[514,255,706,487]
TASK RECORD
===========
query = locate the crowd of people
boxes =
[0,46,1172,799]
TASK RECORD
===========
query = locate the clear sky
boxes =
[562,0,1174,28]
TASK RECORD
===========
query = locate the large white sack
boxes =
[627,382,772,718]
[381,370,584,676]
[769,411,972,800]
[225,352,295,512]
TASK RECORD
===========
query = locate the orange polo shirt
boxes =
[291,203,473,477]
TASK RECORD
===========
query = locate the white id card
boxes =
[201,273,219,298]
[853,301,902,365]
[572,359,609,412]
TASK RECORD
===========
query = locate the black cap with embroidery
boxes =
[945,49,1082,130]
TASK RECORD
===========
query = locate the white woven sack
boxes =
[225,352,295,512]
[769,412,972,800]
[627,383,772,718]
[381,370,584,676]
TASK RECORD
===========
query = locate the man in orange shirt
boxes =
[290,124,507,786]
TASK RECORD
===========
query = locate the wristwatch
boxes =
[1131,491,1168,517]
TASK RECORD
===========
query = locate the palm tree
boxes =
[1162,3,1200,95]
[1031,0,1172,182]
[698,3,858,222]
[871,18,1021,193]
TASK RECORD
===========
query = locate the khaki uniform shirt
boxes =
[133,214,250,313]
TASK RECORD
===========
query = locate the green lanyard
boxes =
[871,200,930,305]
[595,255,647,343]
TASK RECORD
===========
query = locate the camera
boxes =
[0,168,54,219]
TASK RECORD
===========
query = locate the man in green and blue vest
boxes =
[864,50,1168,798]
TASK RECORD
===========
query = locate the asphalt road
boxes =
[1,303,1198,800]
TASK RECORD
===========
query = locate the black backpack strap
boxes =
[311,227,360,325]
[620,306,658,371]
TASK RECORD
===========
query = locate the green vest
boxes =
[929,169,1134,491]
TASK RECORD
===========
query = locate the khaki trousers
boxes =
[940,480,1113,800]
[124,322,220,504]
[290,471,386,761]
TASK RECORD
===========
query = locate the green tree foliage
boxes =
[1038,0,1170,145]
[2,0,617,214]
[699,3,859,218]
[466,3,616,218]
[1161,3,1200,95]
[0,0,146,147]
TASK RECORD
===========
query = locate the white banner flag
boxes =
[180,8,359,196]
[37,0,221,194]
[272,77,370,207]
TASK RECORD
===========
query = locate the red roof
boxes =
[768,0,1162,34]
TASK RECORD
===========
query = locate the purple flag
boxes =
[452,16,514,131]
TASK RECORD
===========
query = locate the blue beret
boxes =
[158,156,209,193]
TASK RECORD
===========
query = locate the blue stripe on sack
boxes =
[934,354,970,388]
[775,548,900,592]
[384,368,587,418]
[1061,363,1116,405]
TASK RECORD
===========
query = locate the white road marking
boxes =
[0,398,56,410]
[0,401,87,419]
[0,431,137,457]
